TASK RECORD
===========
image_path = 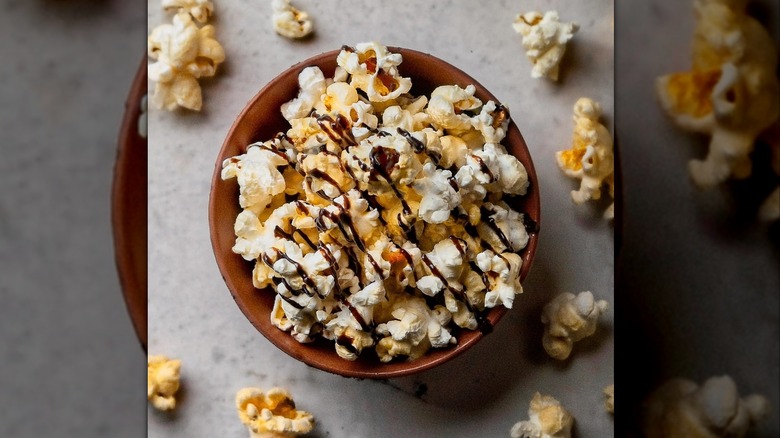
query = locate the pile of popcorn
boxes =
[221,42,533,362]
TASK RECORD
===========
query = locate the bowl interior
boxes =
[209,47,540,378]
[113,56,148,350]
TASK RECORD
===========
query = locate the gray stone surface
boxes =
[0,1,146,437]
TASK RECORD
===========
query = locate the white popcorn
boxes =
[236,387,314,437]
[541,291,609,360]
[413,162,461,224]
[656,0,779,189]
[148,12,225,111]
[604,384,614,414]
[272,0,314,40]
[510,392,574,438]
[512,11,579,81]
[476,202,529,253]
[147,355,181,411]
[281,67,327,122]
[162,0,214,23]
[221,145,289,215]
[642,375,769,438]
[222,43,535,361]
[475,250,523,309]
[556,98,614,219]
[472,100,510,145]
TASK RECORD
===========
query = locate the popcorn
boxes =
[148,12,225,111]
[162,0,214,23]
[541,291,609,360]
[475,250,523,309]
[138,94,148,139]
[236,387,314,437]
[147,355,181,411]
[222,43,534,361]
[656,0,780,189]
[337,42,413,102]
[221,144,289,215]
[641,375,769,438]
[556,98,614,219]
[510,392,574,438]
[281,67,327,122]
[512,11,579,81]
[272,0,314,40]
[604,384,614,414]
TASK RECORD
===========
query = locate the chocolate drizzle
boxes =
[316,113,357,147]
[471,154,496,183]
[480,207,514,252]
[397,128,425,153]
[263,249,319,297]
[369,146,411,215]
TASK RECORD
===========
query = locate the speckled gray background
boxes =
[616,0,779,436]
[0,1,146,436]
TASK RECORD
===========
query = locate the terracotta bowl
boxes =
[112,56,148,351]
[209,47,540,378]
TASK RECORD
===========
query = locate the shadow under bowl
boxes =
[209,47,540,378]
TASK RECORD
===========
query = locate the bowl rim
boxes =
[112,55,148,351]
[209,46,540,378]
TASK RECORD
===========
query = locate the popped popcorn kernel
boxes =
[510,392,574,438]
[221,43,534,362]
[272,0,314,40]
[148,12,225,111]
[604,384,614,414]
[147,355,181,411]
[642,375,769,438]
[236,387,314,437]
[512,11,579,81]
[541,291,609,360]
[656,0,780,189]
[162,0,214,23]
[556,97,614,219]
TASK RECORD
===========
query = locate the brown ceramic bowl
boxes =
[112,56,148,351]
[209,47,540,378]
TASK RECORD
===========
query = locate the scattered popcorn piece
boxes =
[138,94,148,139]
[556,97,614,219]
[512,11,579,81]
[222,43,534,361]
[272,0,314,40]
[541,291,609,360]
[162,0,214,23]
[147,355,181,411]
[236,387,314,437]
[510,392,574,438]
[656,0,779,189]
[148,12,225,111]
[642,375,770,438]
[604,384,614,414]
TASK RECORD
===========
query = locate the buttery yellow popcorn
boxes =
[148,12,226,111]
[147,355,181,411]
[236,387,315,437]
[642,375,769,438]
[656,0,779,189]
[510,392,574,438]
[556,98,615,219]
